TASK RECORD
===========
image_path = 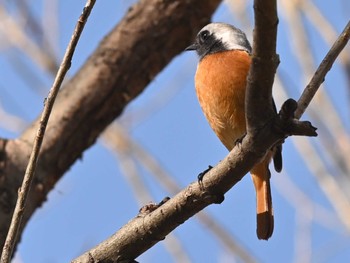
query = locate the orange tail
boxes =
[250,160,274,240]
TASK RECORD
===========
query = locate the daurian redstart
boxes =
[186,22,282,240]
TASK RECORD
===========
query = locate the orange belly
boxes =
[195,50,251,150]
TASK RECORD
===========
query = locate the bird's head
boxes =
[186,23,252,60]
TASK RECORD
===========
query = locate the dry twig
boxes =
[103,123,258,263]
[0,1,96,262]
[0,0,221,252]
[72,3,349,262]
[71,1,284,262]
[274,75,350,231]
[282,0,350,184]
[295,20,350,118]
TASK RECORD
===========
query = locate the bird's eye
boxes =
[199,30,210,42]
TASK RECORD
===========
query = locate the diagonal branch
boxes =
[0,0,222,254]
[295,20,350,119]
[72,2,350,263]
[103,122,258,263]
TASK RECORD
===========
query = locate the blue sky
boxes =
[0,1,349,262]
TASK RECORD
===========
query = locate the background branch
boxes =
[1,1,349,262]
[73,3,348,262]
[102,123,258,263]
[0,0,222,254]
[295,20,350,119]
[0,1,96,262]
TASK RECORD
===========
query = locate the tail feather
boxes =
[251,161,274,240]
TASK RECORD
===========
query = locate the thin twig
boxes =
[282,0,350,183]
[300,0,350,66]
[0,1,96,262]
[72,4,348,263]
[102,123,258,263]
[0,0,221,251]
[275,75,350,231]
[295,20,350,119]
[227,3,349,231]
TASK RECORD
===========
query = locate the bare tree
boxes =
[0,0,349,262]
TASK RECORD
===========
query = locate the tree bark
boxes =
[0,0,222,252]
[71,0,322,261]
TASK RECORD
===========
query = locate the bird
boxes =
[186,22,282,240]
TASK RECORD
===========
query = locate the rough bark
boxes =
[71,0,322,262]
[246,0,279,134]
[0,0,222,252]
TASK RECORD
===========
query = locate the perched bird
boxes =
[186,22,282,240]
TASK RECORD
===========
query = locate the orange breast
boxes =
[195,50,251,150]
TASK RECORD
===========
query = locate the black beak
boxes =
[185,43,198,51]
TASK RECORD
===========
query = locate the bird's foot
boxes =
[235,132,247,145]
[197,165,225,203]
[198,165,213,182]
[197,165,213,190]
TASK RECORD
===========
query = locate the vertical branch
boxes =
[0,1,96,262]
[246,0,279,134]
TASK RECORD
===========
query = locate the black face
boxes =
[186,30,226,60]
[186,23,252,60]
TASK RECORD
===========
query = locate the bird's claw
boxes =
[198,165,213,183]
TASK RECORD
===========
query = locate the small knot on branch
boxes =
[138,197,170,216]
[274,98,318,137]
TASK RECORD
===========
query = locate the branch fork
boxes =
[275,98,318,137]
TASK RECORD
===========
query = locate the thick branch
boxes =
[0,0,221,253]
[72,0,350,261]
[246,0,279,134]
[71,100,317,262]
[72,128,279,263]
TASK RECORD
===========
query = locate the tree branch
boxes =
[1,0,347,261]
[71,134,268,263]
[295,20,350,119]
[0,0,221,255]
[246,0,279,134]
[0,1,96,262]
[72,2,350,263]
